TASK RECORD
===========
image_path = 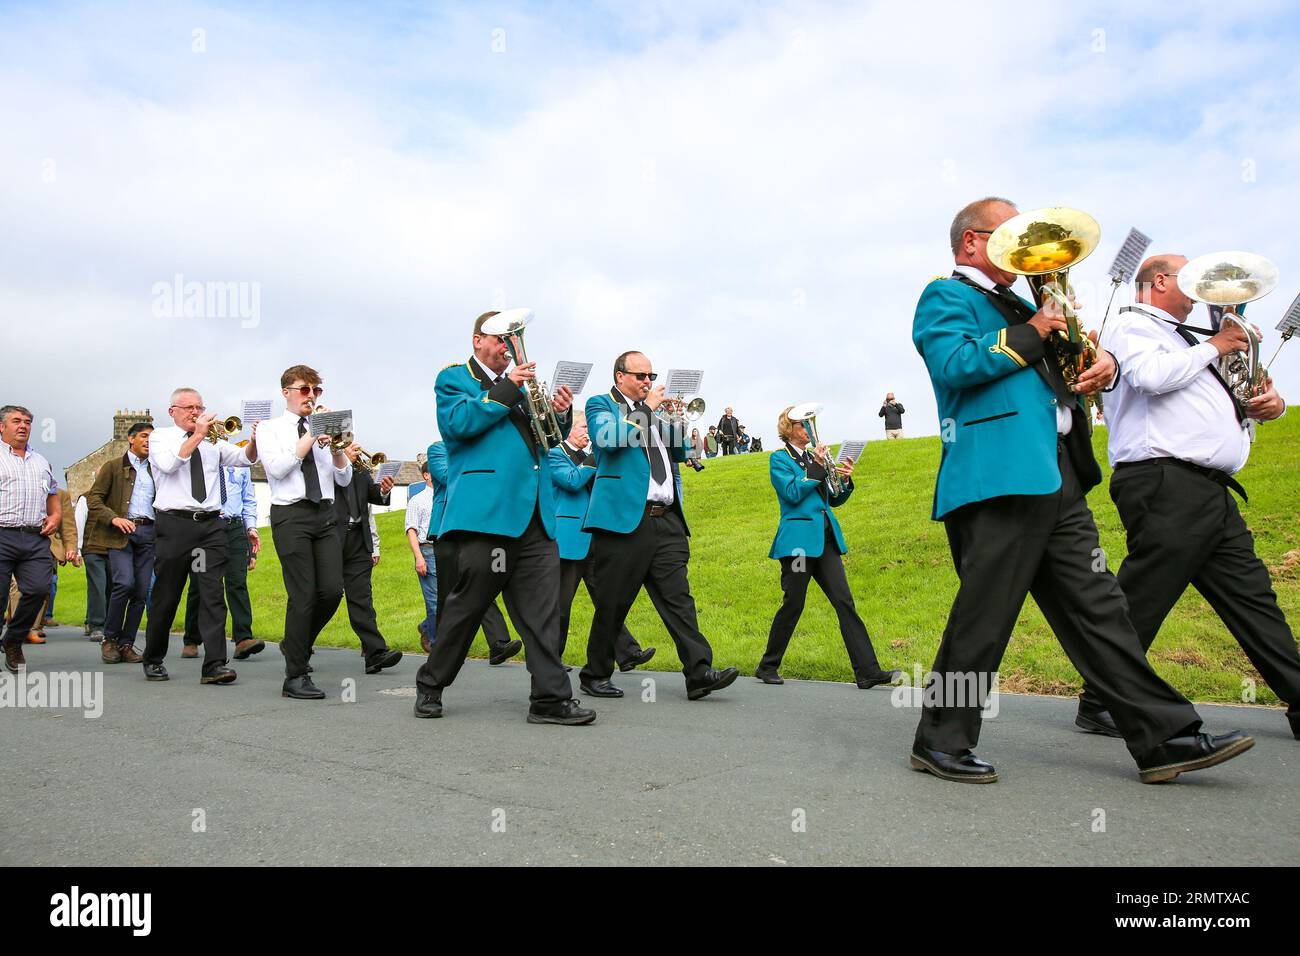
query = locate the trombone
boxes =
[205,415,242,444]
[787,401,846,497]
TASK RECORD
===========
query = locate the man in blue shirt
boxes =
[182,460,264,660]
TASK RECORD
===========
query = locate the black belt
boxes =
[645,502,670,517]
[1115,457,1247,502]
[158,508,221,521]
[0,525,43,535]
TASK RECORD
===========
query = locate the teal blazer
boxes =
[769,443,851,559]
[425,441,448,539]
[548,444,597,561]
[434,360,559,539]
[913,275,1095,520]
[583,388,690,535]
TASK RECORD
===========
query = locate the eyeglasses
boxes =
[287,385,324,397]
[172,404,206,413]
[619,371,658,381]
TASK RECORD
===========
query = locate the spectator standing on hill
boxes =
[717,408,741,455]
[879,393,905,438]
[737,425,751,453]
[704,426,719,458]
[686,428,705,471]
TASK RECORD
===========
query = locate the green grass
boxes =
[50,418,1299,706]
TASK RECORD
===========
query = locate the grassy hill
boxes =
[50,416,1299,705]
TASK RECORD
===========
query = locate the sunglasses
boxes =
[620,371,658,382]
[288,385,325,397]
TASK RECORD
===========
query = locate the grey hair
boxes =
[169,387,201,406]
[949,196,1015,255]
[0,404,33,422]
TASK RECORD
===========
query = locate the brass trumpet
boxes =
[205,415,242,443]
[313,404,384,469]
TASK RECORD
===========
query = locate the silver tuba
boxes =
[1178,251,1279,408]
[787,401,845,497]
[480,308,564,450]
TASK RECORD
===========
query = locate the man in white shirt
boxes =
[140,388,257,685]
[257,364,355,700]
[1079,254,1298,740]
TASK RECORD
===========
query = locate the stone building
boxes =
[64,409,154,502]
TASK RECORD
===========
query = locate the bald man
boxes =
[1076,254,1298,740]
[908,197,1252,785]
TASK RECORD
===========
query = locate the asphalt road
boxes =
[2,628,1295,866]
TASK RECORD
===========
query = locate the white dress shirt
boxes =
[617,388,674,504]
[0,443,57,527]
[1099,303,1251,474]
[405,486,434,545]
[954,264,1074,435]
[257,410,352,505]
[148,425,253,513]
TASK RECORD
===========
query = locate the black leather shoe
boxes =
[618,647,656,672]
[1076,706,1123,738]
[856,669,902,690]
[489,639,523,665]
[527,699,597,725]
[687,666,739,700]
[1136,730,1254,783]
[364,648,403,674]
[142,662,169,682]
[580,679,623,698]
[413,692,443,718]
[1286,705,1298,740]
[909,744,998,783]
[754,668,784,685]
[282,675,326,700]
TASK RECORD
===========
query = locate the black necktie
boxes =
[219,466,228,507]
[298,417,323,503]
[186,434,207,503]
[637,402,668,483]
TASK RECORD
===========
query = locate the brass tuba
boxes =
[787,401,845,497]
[1178,251,1279,408]
[480,308,564,450]
[986,207,1103,429]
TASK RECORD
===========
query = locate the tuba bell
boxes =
[986,207,1104,429]
[480,308,564,450]
[1178,251,1279,410]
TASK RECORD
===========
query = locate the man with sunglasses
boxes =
[413,311,594,725]
[141,388,257,685]
[907,197,1252,785]
[1076,254,1298,740]
[578,352,738,701]
[256,365,356,699]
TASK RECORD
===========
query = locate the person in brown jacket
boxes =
[85,422,155,663]
[5,487,78,643]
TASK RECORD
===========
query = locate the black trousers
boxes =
[1080,460,1300,713]
[184,519,253,644]
[0,528,53,648]
[143,511,229,675]
[338,523,389,660]
[915,444,1201,759]
[581,507,713,685]
[761,523,884,680]
[433,540,511,649]
[416,510,571,704]
[105,524,155,646]
[270,500,344,678]
[559,556,642,663]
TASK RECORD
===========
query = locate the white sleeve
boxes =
[1109,319,1220,396]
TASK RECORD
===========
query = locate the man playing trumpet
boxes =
[756,406,899,689]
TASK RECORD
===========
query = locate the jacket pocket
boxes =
[596,475,621,480]
[786,517,813,522]
[962,411,1018,427]
[462,469,496,475]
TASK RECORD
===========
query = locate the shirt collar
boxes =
[1129,301,1180,326]
[615,387,641,407]
[953,264,998,291]
[3,442,30,458]
[472,355,508,383]
[129,452,147,467]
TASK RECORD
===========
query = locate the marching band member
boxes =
[909,197,1251,784]
[420,440,522,663]
[1078,254,1298,740]
[0,405,60,674]
[756,407,899,688]
[412,312,594,725]
[256,365,353,699]
[334,446,403,674]
[548,408,654,671]
[141,388,256,685]
[577,351,738,701]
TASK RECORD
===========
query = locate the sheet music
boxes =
[663,369,704,396]
[376,461,402,481]
[240,399,275,423]
[551,361,593,395]
[1108,227,1152,283]
[309,409,352,438]
[1277,292,1300,334]
[835,440,866,465]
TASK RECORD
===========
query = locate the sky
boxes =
[4,0,1300,477]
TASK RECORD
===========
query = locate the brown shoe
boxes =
[101,641,121,664]
[181,644,199,659]
[26,630,46,644]
[233,638,265,660]
[118,644,143,664]
[4,644,24,673]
